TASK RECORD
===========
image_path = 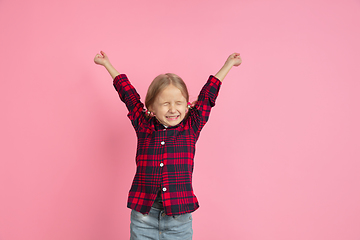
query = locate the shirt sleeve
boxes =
[113,74,146,131]
[190,75,222,135]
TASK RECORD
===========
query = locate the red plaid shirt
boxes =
[113,74,221,216]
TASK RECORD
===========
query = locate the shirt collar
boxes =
[153,117,183,131]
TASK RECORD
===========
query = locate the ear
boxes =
[147,104,152,112]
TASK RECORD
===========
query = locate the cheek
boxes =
[180,105,188,113]
[158,107,168,115]
[152,105,165,114]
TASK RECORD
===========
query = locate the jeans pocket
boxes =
[173,213,192,223]
[131,210,148,220]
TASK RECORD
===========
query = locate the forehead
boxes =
[156,84,186,101]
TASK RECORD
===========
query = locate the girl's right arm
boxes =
[94,51,120,79]
[94,51,146,131]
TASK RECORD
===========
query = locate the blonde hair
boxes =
[145,73,189,111]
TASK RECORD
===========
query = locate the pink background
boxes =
[1,0,360,239]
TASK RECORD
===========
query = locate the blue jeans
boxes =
[130,207,193,240]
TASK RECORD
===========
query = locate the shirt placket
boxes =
[159,127,168,194]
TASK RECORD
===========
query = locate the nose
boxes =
[168,104,176,113]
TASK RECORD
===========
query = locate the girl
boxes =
[94,51,242,240]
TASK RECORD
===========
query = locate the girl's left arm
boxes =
[214,53,242,82]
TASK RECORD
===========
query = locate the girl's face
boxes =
[150,84,188,127]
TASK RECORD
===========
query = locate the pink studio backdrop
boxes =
[1,0,360,239]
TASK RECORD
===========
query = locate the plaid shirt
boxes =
[113,74,221,216]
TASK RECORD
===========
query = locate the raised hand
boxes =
[214,52,242,82]
[225,53,242,67]
[94,51,120,79]
[94,51,110,66]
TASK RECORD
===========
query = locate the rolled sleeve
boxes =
[190,75,222,135]
[113,74,146,131]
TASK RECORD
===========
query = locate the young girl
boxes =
[94,51,242,240]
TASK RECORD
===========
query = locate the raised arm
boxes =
[94,51,120,79]
[214,53,242,82]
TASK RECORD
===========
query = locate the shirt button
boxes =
[160,163,164,167]
[163,129,166,131]
[161,213,166,217]
[162,187,167,192]
[161,141,165,145]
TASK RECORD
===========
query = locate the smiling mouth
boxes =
[166,115,179,121]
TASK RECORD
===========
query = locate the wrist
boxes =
[223,62,234,70]
[103,61,113,68]
[225,60,235,67]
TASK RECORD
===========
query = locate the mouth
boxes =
[165,115,180,121]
